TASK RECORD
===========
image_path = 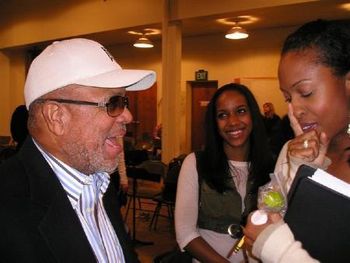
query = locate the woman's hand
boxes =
[243,211,282,248]
[287,104,329,167]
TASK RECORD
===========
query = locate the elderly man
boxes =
[0,38,156,263]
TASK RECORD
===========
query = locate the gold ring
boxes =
[303,139,309,149]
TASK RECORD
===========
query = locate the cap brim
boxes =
[75,69,156,91]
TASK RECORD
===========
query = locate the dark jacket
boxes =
[195,152,259,233]
[0,137,139,263]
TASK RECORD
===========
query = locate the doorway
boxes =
[190,81,218,151]
[126,83,157,150]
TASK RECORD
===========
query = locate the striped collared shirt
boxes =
[34,140,125,263]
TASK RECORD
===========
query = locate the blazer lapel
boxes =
[38,188,96,262]
[18,138,96,262]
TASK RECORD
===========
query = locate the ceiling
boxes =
[85,0,350,47]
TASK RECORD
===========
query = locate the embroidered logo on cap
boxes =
[101,46,115,62]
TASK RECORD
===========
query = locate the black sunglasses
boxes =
[37,95,129,117]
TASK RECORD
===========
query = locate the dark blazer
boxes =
[0,137,139,263]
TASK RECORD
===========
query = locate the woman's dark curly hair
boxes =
[200,83,273,193]
[282,19,350,77]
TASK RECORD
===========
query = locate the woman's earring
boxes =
[347,123,350,137]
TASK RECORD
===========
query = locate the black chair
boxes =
[125,149,149,166]
[124,159,167,246]
[149,155,186,230]
[124,160,166,221]
[148,180,176,230]
[123,149,149,220]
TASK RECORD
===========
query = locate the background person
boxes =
[280,113,294,143]
[243,19,350,262]
[110,137,129,208]
[0,38,156,263]
[0,105,29,163]
[118,137,129,193]
[262,102,284,159]
[10,104,29,151]
[175,83,274,263]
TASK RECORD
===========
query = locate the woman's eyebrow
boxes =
[290,79,311,89]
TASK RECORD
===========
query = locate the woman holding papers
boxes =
[244,19,350,262]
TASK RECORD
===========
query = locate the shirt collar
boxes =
[33,139,110,207]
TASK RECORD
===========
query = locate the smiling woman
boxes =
[175,83,274,263]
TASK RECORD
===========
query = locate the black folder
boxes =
[284,165,350,263]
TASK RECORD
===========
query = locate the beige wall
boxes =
[0,0,162,49]
[0,50,26,136]
[175,0,316,20]
[0,52,11,135]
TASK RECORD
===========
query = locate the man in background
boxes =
[262,102,284,159]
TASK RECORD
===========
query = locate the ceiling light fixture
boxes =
[133,35,154,48]
[225,22,249,40]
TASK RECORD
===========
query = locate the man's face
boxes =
[263,103,273,118]
[59,85,132,174]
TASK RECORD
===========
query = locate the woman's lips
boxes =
[226,129,244,138]
[301,123,317,133]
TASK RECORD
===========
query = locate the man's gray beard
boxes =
[61,140,118,175]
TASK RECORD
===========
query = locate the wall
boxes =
[175,0,315,20]
[0,52,11,135]
[0,50,26,136]
[0,0,162,49]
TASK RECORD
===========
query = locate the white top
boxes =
[175,153,257,263]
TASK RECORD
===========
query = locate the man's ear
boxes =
[41,102,68,136]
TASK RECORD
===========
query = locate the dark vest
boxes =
[195,152,258,234]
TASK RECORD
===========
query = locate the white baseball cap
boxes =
[24,38,156,108]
